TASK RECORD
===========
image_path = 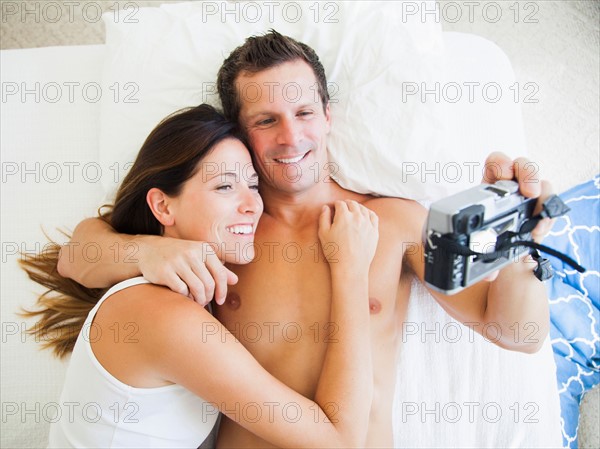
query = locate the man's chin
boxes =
[271,176,322,194]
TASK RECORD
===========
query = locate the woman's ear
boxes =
[146,188,175,227]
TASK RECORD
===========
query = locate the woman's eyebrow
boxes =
[205,171,240,182]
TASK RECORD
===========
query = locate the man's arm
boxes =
[57,218,141,287]
[402,153,553,353]
[407,228,549,353]
[57,217,237,305]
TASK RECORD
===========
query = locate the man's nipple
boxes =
[369,297,382,314]
[225,292,241,310]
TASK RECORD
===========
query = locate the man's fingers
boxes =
[213,268,240,306]
[178,253,240,307]
[175,263,208,304]
[531,180,556,242]
[531,217,555,243]
[483,151,513,183]
[227,269,239,286]
[513,157,541,198]
[205,256,230,306]
[175,266,207,306]
[163,273,191,299]
[532,179,554,215]
[483,153,545,200]
[195,264,216,306]
[175,264,212,306]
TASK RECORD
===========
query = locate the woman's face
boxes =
[164,138,263,264]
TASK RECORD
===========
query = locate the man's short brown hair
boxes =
[217,29,330,122]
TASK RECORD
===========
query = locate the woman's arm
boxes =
[141,201,378,448]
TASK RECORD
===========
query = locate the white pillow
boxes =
[98,0,451,200]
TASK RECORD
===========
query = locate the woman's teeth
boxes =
[226,225,253,235]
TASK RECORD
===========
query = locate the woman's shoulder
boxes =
[97,280,212,331]
[91,280,216,375]
[90,280,214,387]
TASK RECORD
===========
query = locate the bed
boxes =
[1,2,597,448]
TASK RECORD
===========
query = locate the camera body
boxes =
[424,180,537,295]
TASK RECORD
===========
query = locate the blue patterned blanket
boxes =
[544,176,599,448]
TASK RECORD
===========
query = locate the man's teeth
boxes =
[226,225,253,235]
[275,153,306,164]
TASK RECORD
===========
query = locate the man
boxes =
[58,31,553,447]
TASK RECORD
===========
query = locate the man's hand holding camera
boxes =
[420,151,562,353]
[482,151,555,244]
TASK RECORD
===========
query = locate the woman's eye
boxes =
[217,184,233,191]
[250,184,260,191]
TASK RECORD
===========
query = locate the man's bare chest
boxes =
[215,233,406,341]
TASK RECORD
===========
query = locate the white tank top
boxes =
[48,277,218,448]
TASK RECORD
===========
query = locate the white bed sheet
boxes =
[1,44,106,449]
[0,36,561,448]
[393,32,562,448]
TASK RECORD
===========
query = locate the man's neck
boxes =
[259,180,361,229]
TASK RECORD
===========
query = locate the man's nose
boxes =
[276,117,301,147]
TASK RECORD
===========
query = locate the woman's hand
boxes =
[318,200,379,275]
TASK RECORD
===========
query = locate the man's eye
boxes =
[257,118,274,126]
[298,111,313,117]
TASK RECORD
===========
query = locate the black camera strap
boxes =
[429,194,587,282]
[430,234,585,281]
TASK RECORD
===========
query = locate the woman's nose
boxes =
[239,186,261,214]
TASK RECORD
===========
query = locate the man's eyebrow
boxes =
[244,111,271,121]
[296,101,318,109]
[244,102,318,121]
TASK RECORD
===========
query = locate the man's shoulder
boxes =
[362,196,426,220]
[360,197,428,250]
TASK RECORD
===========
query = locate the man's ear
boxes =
[324,102,331,133]
[146,188,175,227]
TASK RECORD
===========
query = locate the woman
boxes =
[21,104,379,448]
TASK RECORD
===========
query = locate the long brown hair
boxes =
[20,104,246,358]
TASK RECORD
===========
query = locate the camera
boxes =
[424,180,538,295]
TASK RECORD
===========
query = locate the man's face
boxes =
[236,59,331,195]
